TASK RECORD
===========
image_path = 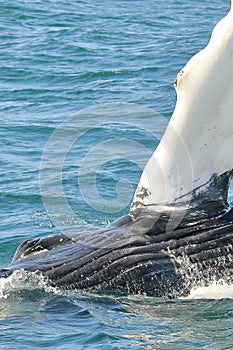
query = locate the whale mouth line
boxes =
[132,171,233,225]
[0,267,232,301]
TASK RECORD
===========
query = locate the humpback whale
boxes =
[0,3,233,297]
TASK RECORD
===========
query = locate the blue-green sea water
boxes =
[1,0,233,349]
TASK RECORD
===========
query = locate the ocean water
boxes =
[0,0,233,349]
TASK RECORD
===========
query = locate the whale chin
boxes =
[0,3,233,298]
[131,171,233,226]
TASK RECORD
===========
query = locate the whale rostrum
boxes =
[0,3,233,297]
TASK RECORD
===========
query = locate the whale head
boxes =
[0,2,233,299]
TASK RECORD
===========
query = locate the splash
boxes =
[166,247,233,299]
[0,269,53,299]
[186,281,233,300]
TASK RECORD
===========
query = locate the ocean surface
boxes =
[0,0,233,349]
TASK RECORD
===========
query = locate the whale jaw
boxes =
[0,209,232,298]
[131,3,233,215]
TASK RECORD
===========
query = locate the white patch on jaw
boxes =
[131,3,233,212]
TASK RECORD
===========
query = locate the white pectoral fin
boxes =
[131,3,233,221]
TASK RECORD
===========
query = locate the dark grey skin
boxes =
[0,171,232,298]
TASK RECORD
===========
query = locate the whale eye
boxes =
[174,69,184,88]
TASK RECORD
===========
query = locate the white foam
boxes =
[0,269,50,299]
[185,282,233,300]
